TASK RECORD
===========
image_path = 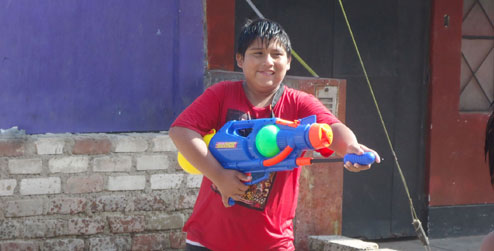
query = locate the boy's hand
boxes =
[343,144,381,172]
[212,169,252,207]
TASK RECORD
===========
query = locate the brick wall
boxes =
[0,133,200,251]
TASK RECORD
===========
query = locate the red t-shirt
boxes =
[171,80,340,250]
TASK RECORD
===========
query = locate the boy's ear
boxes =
[287,55,292,70]
[236,53,244,68]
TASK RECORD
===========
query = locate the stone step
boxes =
[309,235,399,251]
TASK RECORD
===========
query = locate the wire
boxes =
[244,0,430,249]
[337,0,430,249]
[245,0,319,78]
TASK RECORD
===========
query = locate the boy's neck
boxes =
[243,82,280,108]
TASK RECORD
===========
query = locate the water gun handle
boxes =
[228,153,377,206]
[343,152,376,165]
[228,172,260,206]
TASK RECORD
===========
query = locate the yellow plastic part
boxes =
[177,129,216,174]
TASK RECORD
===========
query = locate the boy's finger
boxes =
[360,145,381,164]
[344,161,367,172]
[221,195,232,208]
[348,144,365,155]
[344,164,359,172]
[372,151,381,163]
[356,164,371,171]
[239,185,249,193]
[237,172,252,182]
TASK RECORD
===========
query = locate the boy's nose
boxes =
[263,55,274,66]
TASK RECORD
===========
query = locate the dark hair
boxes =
[485,102,494,188]
[236,18,292,57]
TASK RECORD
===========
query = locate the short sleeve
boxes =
[297,92,341,125]
[296,91,341,157]
[171,86,222,136]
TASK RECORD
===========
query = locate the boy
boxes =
[169,18,380,250]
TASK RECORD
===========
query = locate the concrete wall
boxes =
[0,133,199,250]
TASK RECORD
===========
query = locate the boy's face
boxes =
[236,38,291,94]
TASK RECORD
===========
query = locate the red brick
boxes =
[132,233,170,251]
[0,220,21,240]
[169,231,186,249]
[0,140,25,157]
[68,218,105,235]
[145,214,184,231]
[171,190,199,210]
[5,199,44,217]
[133,194,168,211]
[47,197,88,215]
[88,236,131,251]
[72,138,111,155]
[90,195,129,213]
[21,219,66,238]
[108,216,145,233]
[42,239,84,251]
[65,175,104,194]
[0,241,38,251]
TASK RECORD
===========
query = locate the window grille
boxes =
[460,0,494,112]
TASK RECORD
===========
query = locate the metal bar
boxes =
[460,47,494,104]
[462,0,479,21]
[462,35,494,40]
[310,158,343,163]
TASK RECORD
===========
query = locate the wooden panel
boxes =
[429,0,494,206]
[206,0,235,70]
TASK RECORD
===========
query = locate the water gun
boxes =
[177,115,375,205]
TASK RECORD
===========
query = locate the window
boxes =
[460,0,494,112]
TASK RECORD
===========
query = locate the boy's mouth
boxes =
[258,70,275,76]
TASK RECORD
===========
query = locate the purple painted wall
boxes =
[0,0,204,133]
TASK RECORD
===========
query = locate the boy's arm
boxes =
[330,123,381,172]
[169,126,252,207]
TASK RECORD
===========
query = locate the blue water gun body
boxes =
[177,115,376,205]
[206,115,375,205]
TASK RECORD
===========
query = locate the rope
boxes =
[245,0,430,249]
[337,1,430,249]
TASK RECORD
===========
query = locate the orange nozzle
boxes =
[308,123,333,150]
[296,157,312,166]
